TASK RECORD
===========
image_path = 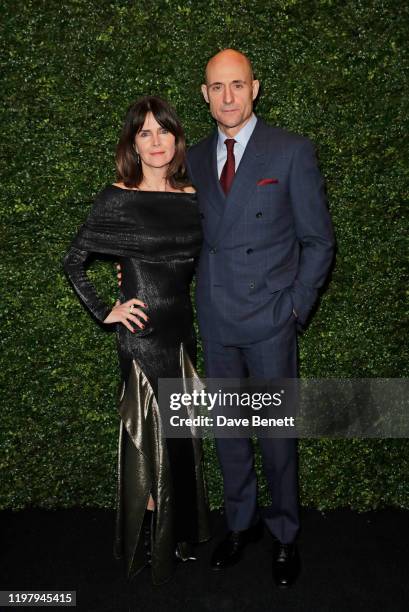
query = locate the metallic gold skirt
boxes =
[113,343,210,584]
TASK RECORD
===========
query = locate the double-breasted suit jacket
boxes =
[187,117,335,345]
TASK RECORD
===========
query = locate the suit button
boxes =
[249,281,255,289]
[256,212,262,218]
[209,248,216,254]
[200,213,204,219]
[246,248,253,255]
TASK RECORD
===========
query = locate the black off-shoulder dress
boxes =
[63,185,210,584]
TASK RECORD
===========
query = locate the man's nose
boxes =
[223,85,234,104]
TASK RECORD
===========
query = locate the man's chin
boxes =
[222,112,240,122]
[216,116,244,130]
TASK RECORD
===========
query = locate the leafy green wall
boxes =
[1,0,408,511]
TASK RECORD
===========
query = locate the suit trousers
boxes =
[203,315,300,544]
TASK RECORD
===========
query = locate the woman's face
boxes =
[134,112,176,170]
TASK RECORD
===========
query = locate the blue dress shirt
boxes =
[216,113,258,178]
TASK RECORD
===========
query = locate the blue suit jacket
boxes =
[187,117,335,344]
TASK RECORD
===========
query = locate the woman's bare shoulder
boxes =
[111,182,139,191]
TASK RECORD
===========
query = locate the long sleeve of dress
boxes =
[63,245,113,323]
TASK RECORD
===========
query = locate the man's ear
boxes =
[201,84,210,103]
[252,79,260,101]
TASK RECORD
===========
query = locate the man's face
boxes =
[201,53,259,136]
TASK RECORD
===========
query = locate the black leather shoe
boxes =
[175,541,197,562]
[272,540,300,588]
[211,522,263,570]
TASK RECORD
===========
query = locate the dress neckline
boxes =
[110,184,196,195]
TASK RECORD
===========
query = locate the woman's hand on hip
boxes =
[103,298,148,333]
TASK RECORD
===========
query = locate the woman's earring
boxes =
[135,149,140,164]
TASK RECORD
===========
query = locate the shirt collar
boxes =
[217,113,258,151]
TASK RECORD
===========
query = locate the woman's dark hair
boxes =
[115,96,191,190]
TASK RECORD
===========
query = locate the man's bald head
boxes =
[205,49,254,84]
[201,48,260,137]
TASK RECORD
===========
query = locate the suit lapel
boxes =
[214,118,269,244]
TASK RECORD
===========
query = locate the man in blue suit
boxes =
[187,49,335,587]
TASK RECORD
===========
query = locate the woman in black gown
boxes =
[63,96,210,584]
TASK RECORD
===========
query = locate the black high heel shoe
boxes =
[175,541,197,562]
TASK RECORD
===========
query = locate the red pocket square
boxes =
[257,178,279,186]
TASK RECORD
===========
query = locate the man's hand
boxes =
[103,298,148,333]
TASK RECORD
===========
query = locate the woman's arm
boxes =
[63,246,148,331]
[63,246,114,323]
[64,189,149,330]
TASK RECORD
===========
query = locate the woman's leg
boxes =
[147,495,155,510]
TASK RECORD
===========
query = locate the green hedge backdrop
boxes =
[1,0,408,512]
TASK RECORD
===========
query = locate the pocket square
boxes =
[257,178,279,186]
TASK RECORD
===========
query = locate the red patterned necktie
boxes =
[220,138,236,195]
